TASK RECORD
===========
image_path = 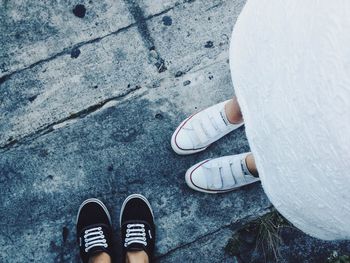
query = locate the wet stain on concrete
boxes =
[162,16,173,26]
[70,48,81,58]
[124,1,167,73]
[73,4,86,18]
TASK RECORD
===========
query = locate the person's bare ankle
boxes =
[89,252,111,263]
[126,250,149,263]
[224,98,243,124]
[245,154,259,177]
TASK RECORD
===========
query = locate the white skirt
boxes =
[230,0,350,240]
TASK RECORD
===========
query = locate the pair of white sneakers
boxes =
[171,100,260,194]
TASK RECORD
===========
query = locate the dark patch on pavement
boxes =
[62,227,69,243]
[124,1,167,72]
[155,113,164,120]
[71,48,81,58]
[162,16,173,26]
[108,164,114,171]
[125,1,154,48]
[183,80,191,86]
[28,95,38,102]
[175,71,184,77]
[0,62,8,73]
[73,4,86,18]
[204,41,214,48]
[0,75,8,86]
[46,175,54,180]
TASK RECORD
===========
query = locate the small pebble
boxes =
[183,80,191,86]
[62,227,69,243]
[175,71,184,77]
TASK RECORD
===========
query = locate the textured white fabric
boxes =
[230,0,350,240]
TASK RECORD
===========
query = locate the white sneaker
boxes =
[171,100,243,155]
[185,153,260,194]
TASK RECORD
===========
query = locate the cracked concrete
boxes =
[1,0,348,262]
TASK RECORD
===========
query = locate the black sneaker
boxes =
[120,194,156,262]
[76,198,113,263]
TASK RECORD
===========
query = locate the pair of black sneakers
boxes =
[76,194,155,263]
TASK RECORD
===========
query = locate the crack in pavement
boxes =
[0,54,228,152]
[155,207,272,260]
[1,53,227,152]
[0,85,145,152]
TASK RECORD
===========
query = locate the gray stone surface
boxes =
[0,81,271,262]
[1,0,348,262]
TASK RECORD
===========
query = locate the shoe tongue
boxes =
[127,242,146,252]
[88,245,110,257]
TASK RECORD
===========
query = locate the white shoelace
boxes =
[84,227,107,253]
[124,223,147,247]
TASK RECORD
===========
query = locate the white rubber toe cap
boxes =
[171,117,207,155]
[185,159,222,194]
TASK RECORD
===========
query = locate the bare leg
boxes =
[126,251,149,263]
[89,252,111,263]
[245,153,259,177]
[225,96,243,124]
[225,97,259,176]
